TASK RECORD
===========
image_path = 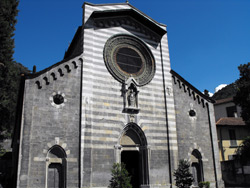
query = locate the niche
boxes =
[122,78,140,114]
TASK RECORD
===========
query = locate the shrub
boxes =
[173,159,194,188]
[108,163,132,188]
[198,181,210,188]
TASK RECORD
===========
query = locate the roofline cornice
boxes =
[171,69,215,103]
[90,9,166,37]
[23,53,82,80]
[83,2,166,27]
[214,97,234,105]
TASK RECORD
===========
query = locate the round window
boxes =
[189,109,196,117]
[50,92,67,108]
[53,94,64,105]
[115,47,143,74]
[104,35,155,86]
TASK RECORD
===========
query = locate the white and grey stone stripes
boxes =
[81,3,178,153]
[15,2,224,188]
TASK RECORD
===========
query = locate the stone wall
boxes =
[172,73,223,188]
[17,56,82,187]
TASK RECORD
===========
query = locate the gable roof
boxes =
[64,26,83,60]
[216,117,245,126]
[24,2,167,79]
[214,97,234,105]
[84,2,166,37]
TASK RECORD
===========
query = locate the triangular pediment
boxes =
[90,8,166,37]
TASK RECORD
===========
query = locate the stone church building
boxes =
[13,2,223,188]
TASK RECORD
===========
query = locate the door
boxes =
[121,151,140,188]
[48,163,63,188]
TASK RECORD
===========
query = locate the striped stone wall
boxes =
[81,3,178,188]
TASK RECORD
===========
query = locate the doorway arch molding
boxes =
[187,143,208,162]
[119,122,148,147]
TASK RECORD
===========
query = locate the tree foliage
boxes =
[0,0,18,63]
[0,0,30,141]
[174,159,194,188]
[235,136,250,164]
[234,63,250,126]
[212,83,237,100]
[108,163,132,188]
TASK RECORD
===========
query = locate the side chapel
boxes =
[12,2,223,188]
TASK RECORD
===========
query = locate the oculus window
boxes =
[53,94,64,105]
[116,47,143,74]
[50,92,67,108]
[104,35,155,86]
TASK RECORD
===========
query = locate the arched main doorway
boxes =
[119,123,149,188]
[191,149,204,187]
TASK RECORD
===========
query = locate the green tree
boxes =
[174,159,194,188]
[0,0,18,64]
[234,62,250,126]
[108,163,132,188]
[212,83,238,100]
[235,136,250,164]
[0,0,30,142]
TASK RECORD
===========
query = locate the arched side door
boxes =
[45,145,67,188]
[191,149,204,186]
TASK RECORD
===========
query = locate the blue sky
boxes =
[14,0,250,94]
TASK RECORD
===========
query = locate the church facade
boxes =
[13,2,223,188]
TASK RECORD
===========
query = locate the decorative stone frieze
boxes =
[172,73,213,108]
[34,58,81,89]
[94,16,161,42]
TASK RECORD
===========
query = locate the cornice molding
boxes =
[171,69,215,106]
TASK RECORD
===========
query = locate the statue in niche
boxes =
[127,83,137,108]
[128,87,136,107]
[122,78,140,114]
